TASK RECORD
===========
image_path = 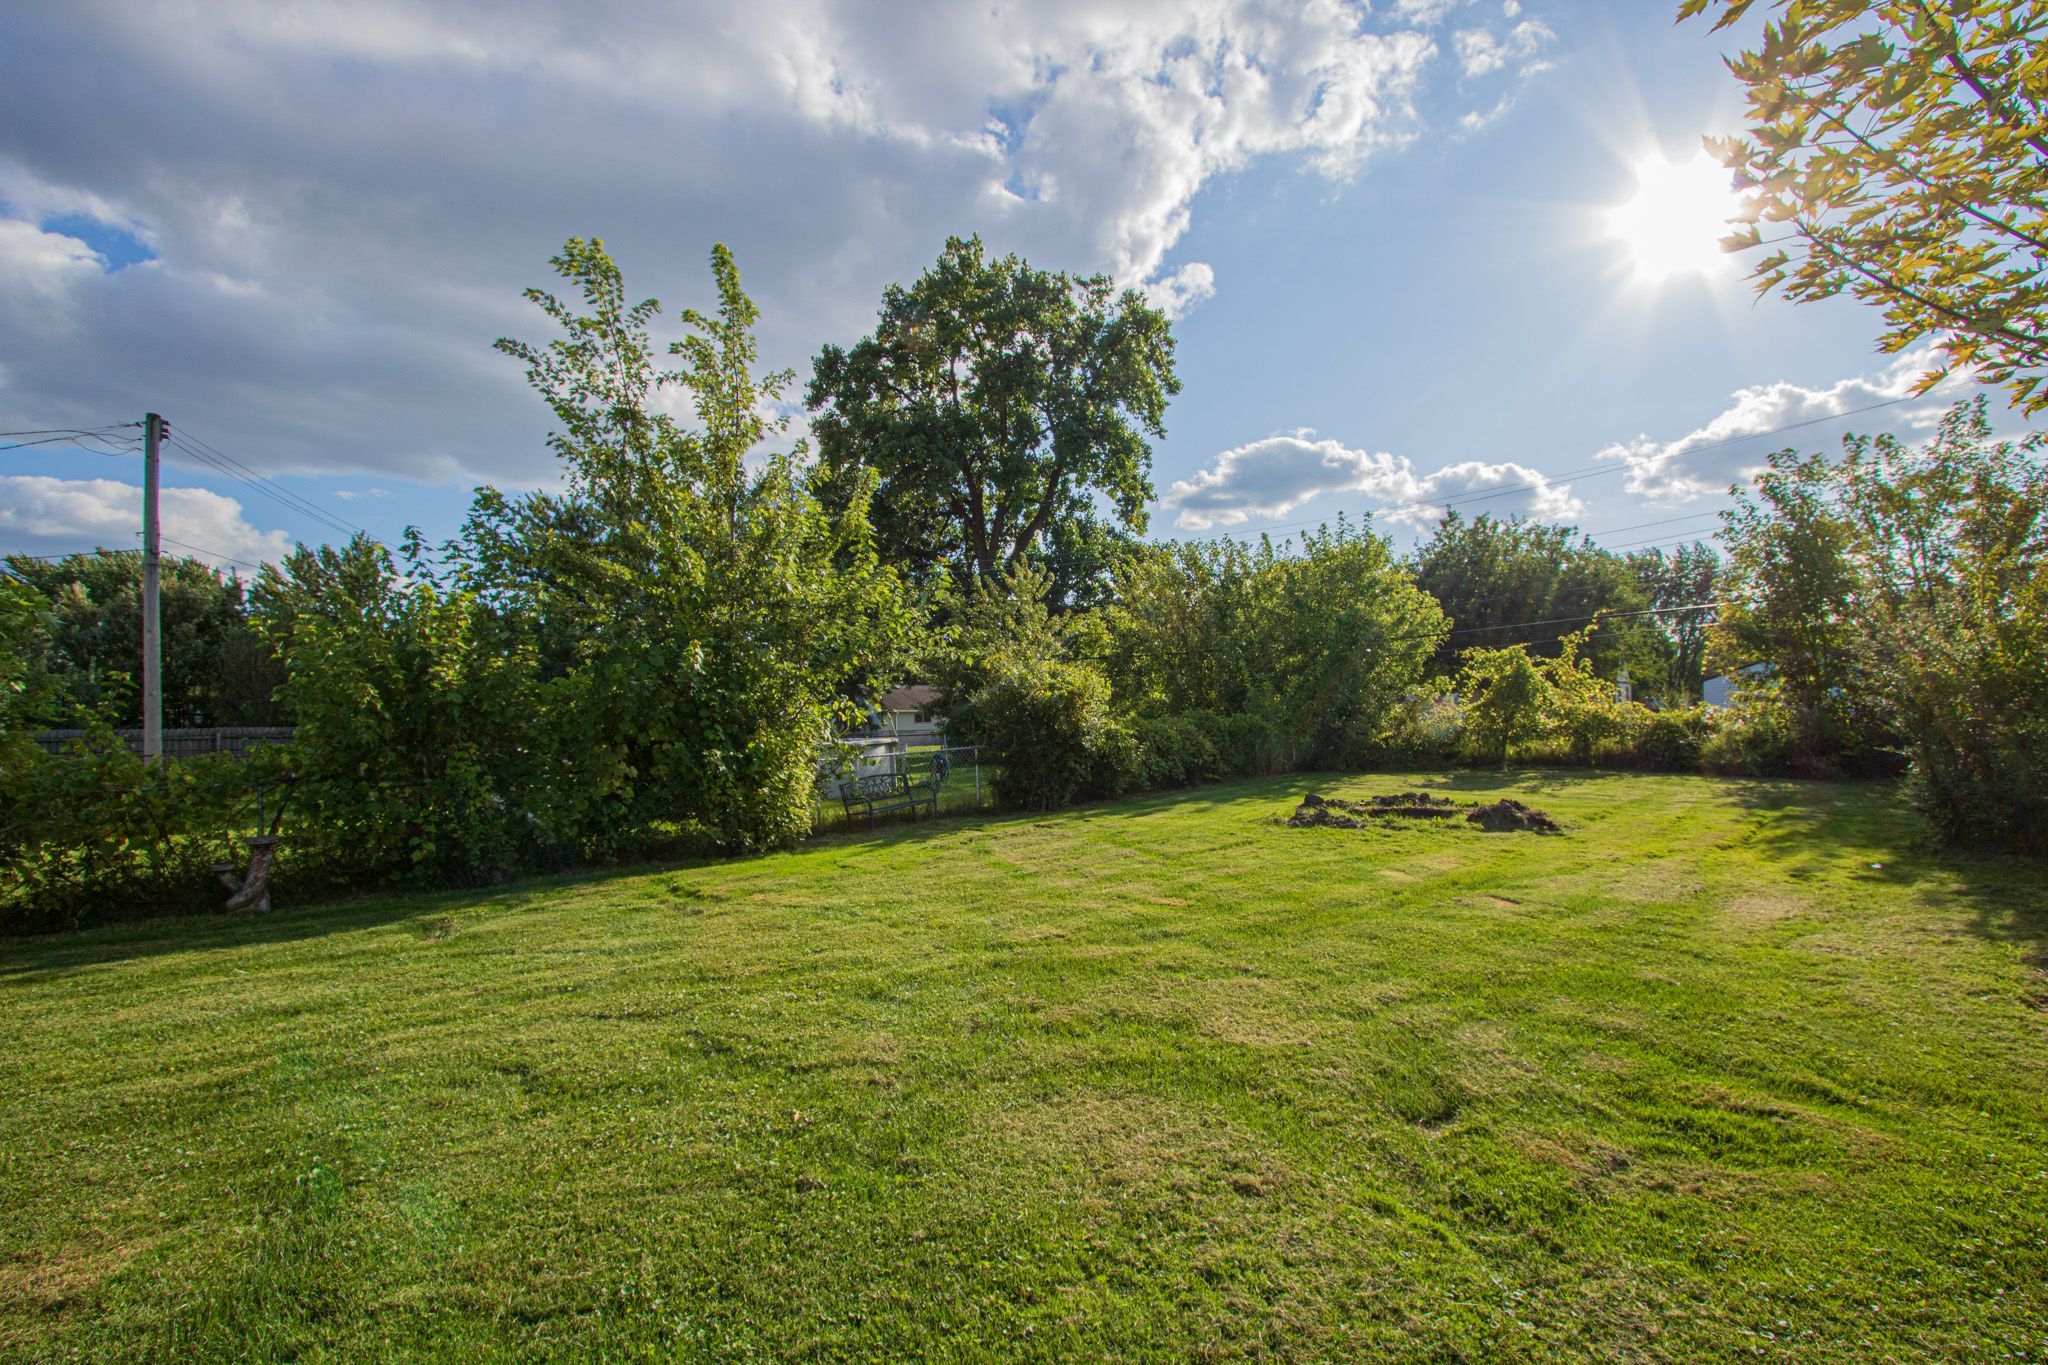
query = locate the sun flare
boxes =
[1608,152,1744,283]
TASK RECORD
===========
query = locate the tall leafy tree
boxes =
[807,235,1180,606]
[1711,444,1878,760]
[1683,0,2048,412]
[1834,399,2047,848]
[1,550,283,727]
[1711,397,2047,844]
[482,238,918,853]
[1627,542,1720,702]
[1408,513,1668,687]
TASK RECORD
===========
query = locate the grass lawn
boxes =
[3,771,2045,1361]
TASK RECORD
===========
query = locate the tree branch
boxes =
[1941,49,2048,166]
[1799,224,2048,362]
[1804,101,2048,254]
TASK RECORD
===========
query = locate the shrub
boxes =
[1458,646,1549,766]
[1538,629,1633,766]
[1128,712,1223,790]
[1626,705,1711,771]
[1375,692,1466,767]
[0,732,270,932]
[1700,678,1797,776]
[968,653,1129,810]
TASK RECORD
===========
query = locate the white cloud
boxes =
[1595,347,1958,500]
[1143,261,1218,319]
[1163,432,1428,529]
[0,0,1472,505]
[0,218,105,308]
[1390,0,1468,23]
[1451,19,1552,79]
[0,475,293,569]
[1161,430,1581,532]
[1390,458,1581,529]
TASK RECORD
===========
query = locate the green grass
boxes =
[3,772,2044,1361]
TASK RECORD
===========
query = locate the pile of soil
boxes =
[1465,798,1561,834]
[1361,792,1464,820]
[1289,794,1364,829]
[1288,792,1562,834]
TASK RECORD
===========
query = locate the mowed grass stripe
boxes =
[2,771,2043,1361]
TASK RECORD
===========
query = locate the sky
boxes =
[0,0,2011,574]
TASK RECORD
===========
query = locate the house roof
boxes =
[877,684,940,713]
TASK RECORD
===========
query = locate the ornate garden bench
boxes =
[839,752,950,830]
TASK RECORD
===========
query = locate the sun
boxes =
[1607,152,1745,283]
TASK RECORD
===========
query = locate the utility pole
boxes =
[142,412,164,763]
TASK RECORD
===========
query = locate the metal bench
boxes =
[839,752,950,830]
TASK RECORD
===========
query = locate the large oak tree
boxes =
[807,236,1180,606]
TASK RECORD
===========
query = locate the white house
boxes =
[869,684,945,748]
[1702,662,1771,708]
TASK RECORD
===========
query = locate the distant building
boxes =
[1701,663,1771,709]
[867,684,944,747]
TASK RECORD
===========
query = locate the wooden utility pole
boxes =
[142,412,164,763]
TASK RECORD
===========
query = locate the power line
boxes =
[155,535,266,570]
[0,432,141,456]
[2,416,379,570]
[165,431,364,540]
[1603,527,1724,553]
[169,436,359,537]
[0,423,140,439]
[170,426,357,526]
[1576,509,1723,541]
[1439,599,1721,640]
[3,539,263,570]
[1077,601,1725,665]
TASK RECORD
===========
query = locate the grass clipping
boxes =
[1288,792,1561,834]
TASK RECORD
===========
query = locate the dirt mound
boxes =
[1297,792,1461,817]
[1465,799,1561,834]
[1288,800,1363,829]
[1362,792,1463,820]
[1289,792,1562,834]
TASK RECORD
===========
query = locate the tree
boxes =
[253,536,548,885]
[483,238,918,853]
[1834,398,2047,849]
[1,550,283,727]
[1627,542,1720,702]
[1458,645,1549,767]
[1710,443,1874,761]
[1100,520,1448,769]
[1409,513,1668,687]
[933,560,1129,810]
[0,576,54,757]
[807,235,1180,606]
[1683,0,2048,412]
[1535,627,1633,766]
[1710,397,2047,843]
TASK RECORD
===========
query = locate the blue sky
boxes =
[0,0,2002,572]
